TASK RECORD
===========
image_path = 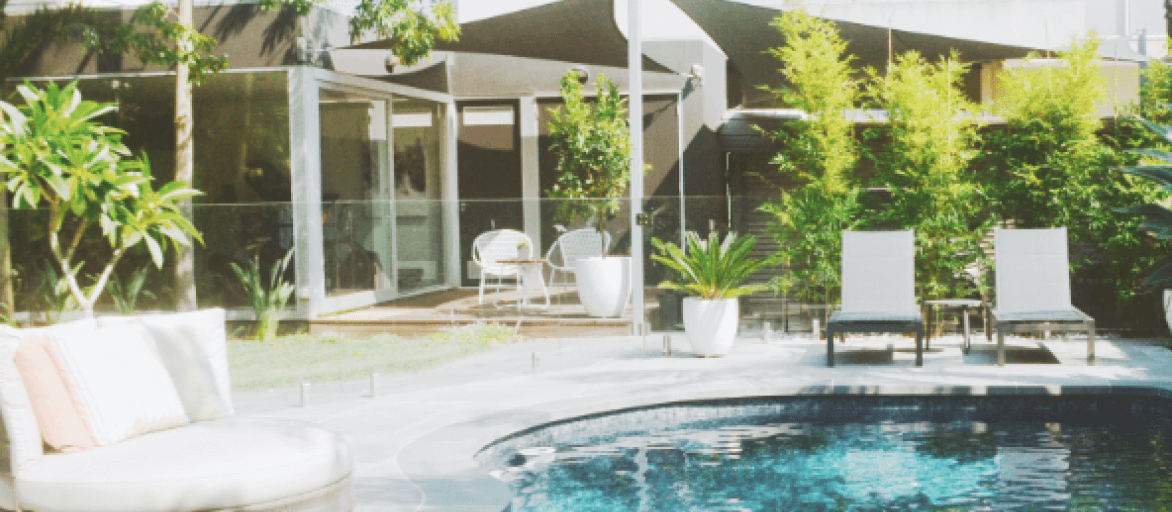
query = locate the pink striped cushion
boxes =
[13,336,97,453]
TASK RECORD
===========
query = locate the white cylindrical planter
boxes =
[683,297,739,357]
[1164,289,1172,335]
[575,256,632,318]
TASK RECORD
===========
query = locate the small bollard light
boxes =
[663,334,672,356]
[300,381,310,407]
[812,319,821,340]
[531,352,539,373]
[764,321,772,343]
[370,373,380,398]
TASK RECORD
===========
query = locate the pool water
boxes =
[489,398,1172,511]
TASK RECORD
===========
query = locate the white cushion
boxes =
[841,230,918,315]
[994,227,1073,313]
[15,418,353,512]
[48,322,189,446]
[98,309,234,421]
[0,318,98,473]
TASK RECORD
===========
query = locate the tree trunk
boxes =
[0,188,12,318]
[173,0,197,311]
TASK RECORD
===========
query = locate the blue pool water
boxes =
[485,396,1172,511]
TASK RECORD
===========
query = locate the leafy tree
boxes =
[759,5,858,193]
[546,71,636,255]
[0,81,202,317]
[983,35,1166,322]
[983,35,1107,231]
[863,50,990,301]
[759,5,862,312]
[0,0,119,314]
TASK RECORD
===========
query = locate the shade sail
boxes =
[671,0,1039,107]
[347,0,672,73]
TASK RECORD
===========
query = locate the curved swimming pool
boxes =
[479,394,1172,511]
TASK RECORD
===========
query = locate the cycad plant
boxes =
[230,249,295,341]
[651,231,772,300]
[1115,117,1172,287]
[105,266,156,314]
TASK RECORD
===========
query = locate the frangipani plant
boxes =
[0,81,202,317]
[651,231,772,300]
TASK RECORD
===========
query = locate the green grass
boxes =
[227,323,520,392]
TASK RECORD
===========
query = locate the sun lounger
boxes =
[826,230,924,367]
[990,227,1095,365]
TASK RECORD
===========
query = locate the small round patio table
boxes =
[498,259,550,309]
[923,299,987,354]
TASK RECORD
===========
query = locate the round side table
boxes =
[923,299,987,354]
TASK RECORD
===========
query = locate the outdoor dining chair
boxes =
[472,229,533,305]
[826,230,924,367]
[990,227,1095,365]
[544,227,611,303]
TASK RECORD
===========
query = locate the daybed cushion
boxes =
[0,318,99,471]
[46,322,189,446]
[15,417,353,512]
[98,308,235,421]
[13,337,97,453]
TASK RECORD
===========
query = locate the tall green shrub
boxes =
[864,50,990,300]
[760,6,862,310]
[546,71,635,254]
[984,35,1107,231]
[760,6,858,192]
[983,35,1165,321]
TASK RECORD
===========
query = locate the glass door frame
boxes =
[288,66,458,318]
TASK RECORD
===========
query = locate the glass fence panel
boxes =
[6,195,1157,335]
[396,199,446,293]
[323,200,391,296]
[193,203,296,310]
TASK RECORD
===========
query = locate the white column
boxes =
[628,0,645,333]
[288,67,326,317]
[443,102,461,288]
[519,96,542,250]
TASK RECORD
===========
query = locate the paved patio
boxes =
[233,332,1172,512]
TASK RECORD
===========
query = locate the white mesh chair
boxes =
[472,229,533,305]
[544,228,611,303]
[990,227,1095,365]
[826,230,924,367]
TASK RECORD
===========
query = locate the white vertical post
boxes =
[288,68,326,318]
[519,96,542,250]
[628,0,645,335]
[384,98,398,296]
[443,102,461,287]
[677,94,685,246]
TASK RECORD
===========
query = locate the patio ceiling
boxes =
[347,0,673,74]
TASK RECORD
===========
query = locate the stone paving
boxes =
[232,332,1172,512]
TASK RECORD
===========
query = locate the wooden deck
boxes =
[309,287,649,338]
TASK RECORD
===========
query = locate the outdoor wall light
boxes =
[571,66,589,84]
[296,36,314,65]
[684,64,704,85]
[385,53,401,73]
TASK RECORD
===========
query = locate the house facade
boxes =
[2,0,1165,322]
